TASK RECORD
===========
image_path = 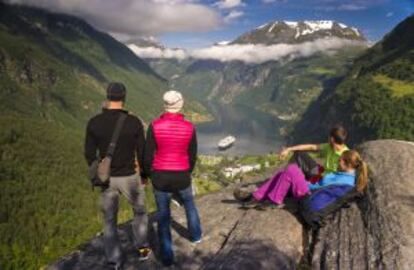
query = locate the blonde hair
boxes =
[341,150,368,192]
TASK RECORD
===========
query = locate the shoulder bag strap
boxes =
[106,113,127,157]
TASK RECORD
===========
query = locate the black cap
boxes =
[106,82,126,101]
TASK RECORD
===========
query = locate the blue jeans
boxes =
[154,185,202,265]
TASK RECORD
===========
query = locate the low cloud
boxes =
[7,0,222,37]
[214,0,245,9]
[128,44,187,60]
[190,38,366,63]
[130,37,367,64]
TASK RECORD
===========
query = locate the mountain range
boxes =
[232,20,364,44]
[144,20,368,125]
[1,2,413,268]
[140,16,414,143]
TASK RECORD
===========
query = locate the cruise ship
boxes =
[218,135,236,151]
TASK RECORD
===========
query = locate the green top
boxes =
[319,143,349,175]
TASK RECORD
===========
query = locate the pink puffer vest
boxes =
[152,113,194,171]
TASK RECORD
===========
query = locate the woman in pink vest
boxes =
[143,90,202,266]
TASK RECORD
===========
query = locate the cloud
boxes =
[6,0,222,37]
[337,4,366,11]
[261,0,287,3]
[224,10,244,23]
[315,0,387,12]
[131,37,367,64]
[190,38,366,63]
[386,12,394,17]
[214,0,244,9]
[128,44,187,60]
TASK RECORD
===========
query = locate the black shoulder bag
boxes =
[89,113,127,187]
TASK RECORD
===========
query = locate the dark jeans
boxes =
[290,152,321,179]
[154,185,202,265]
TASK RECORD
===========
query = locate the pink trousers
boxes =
[253,164,310,205]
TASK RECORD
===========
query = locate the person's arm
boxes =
[84,120,97,165]
[308,181,322,191]
[188,128,197,173]
[135,118,146,177]
[143,124,156,177]
[279,144,320,159]
[308,173,335,190]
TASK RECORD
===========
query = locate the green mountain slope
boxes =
[290,14,414,144]
[0,3,167,124]
[155,46,366,125]
[0,3,169,269]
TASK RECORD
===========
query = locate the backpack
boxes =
[299,184,362,229]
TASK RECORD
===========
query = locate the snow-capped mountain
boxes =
[232,20,366,45]
[136,19,368,131]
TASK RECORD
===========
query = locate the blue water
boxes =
[196,102,285,155]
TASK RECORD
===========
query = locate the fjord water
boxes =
[196,102,285,155]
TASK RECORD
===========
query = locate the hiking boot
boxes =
[192,238,202,244]
[233,186,255,202]
[161,260,175,268]
[108,261,124,270]
[138,247,152,261]
[270,203,285,209]
[191,237,202,245]
[240,198,261,209]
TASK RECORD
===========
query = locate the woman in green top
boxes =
[279,125,349,177]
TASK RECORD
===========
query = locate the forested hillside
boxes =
[0,3,163,269]
[291,14,414,144]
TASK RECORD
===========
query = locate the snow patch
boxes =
[285,21,298,28]
[301,20,334,35]
[217,41,231,46]
[268,22,278,33]
[257,23,268,29]
[298,20,356,36]
[351,27,360,36]
[258,20,357,39]
[295,27,300,39]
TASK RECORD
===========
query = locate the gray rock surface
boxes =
[48,140,414,270]
[308,140,414,269]
[48,174,304,270]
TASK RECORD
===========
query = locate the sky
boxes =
[8,0,414,49]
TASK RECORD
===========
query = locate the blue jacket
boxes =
[308,171,355,191]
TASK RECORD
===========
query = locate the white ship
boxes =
[218,135,236,151]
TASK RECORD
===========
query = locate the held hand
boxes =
[279,147,291,160]
[141,177,149,186]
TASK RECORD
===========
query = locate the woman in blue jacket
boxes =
[252,150,368,205]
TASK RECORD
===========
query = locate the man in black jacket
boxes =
[84,83,151,269]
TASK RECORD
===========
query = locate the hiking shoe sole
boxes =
[138,247,152,261]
